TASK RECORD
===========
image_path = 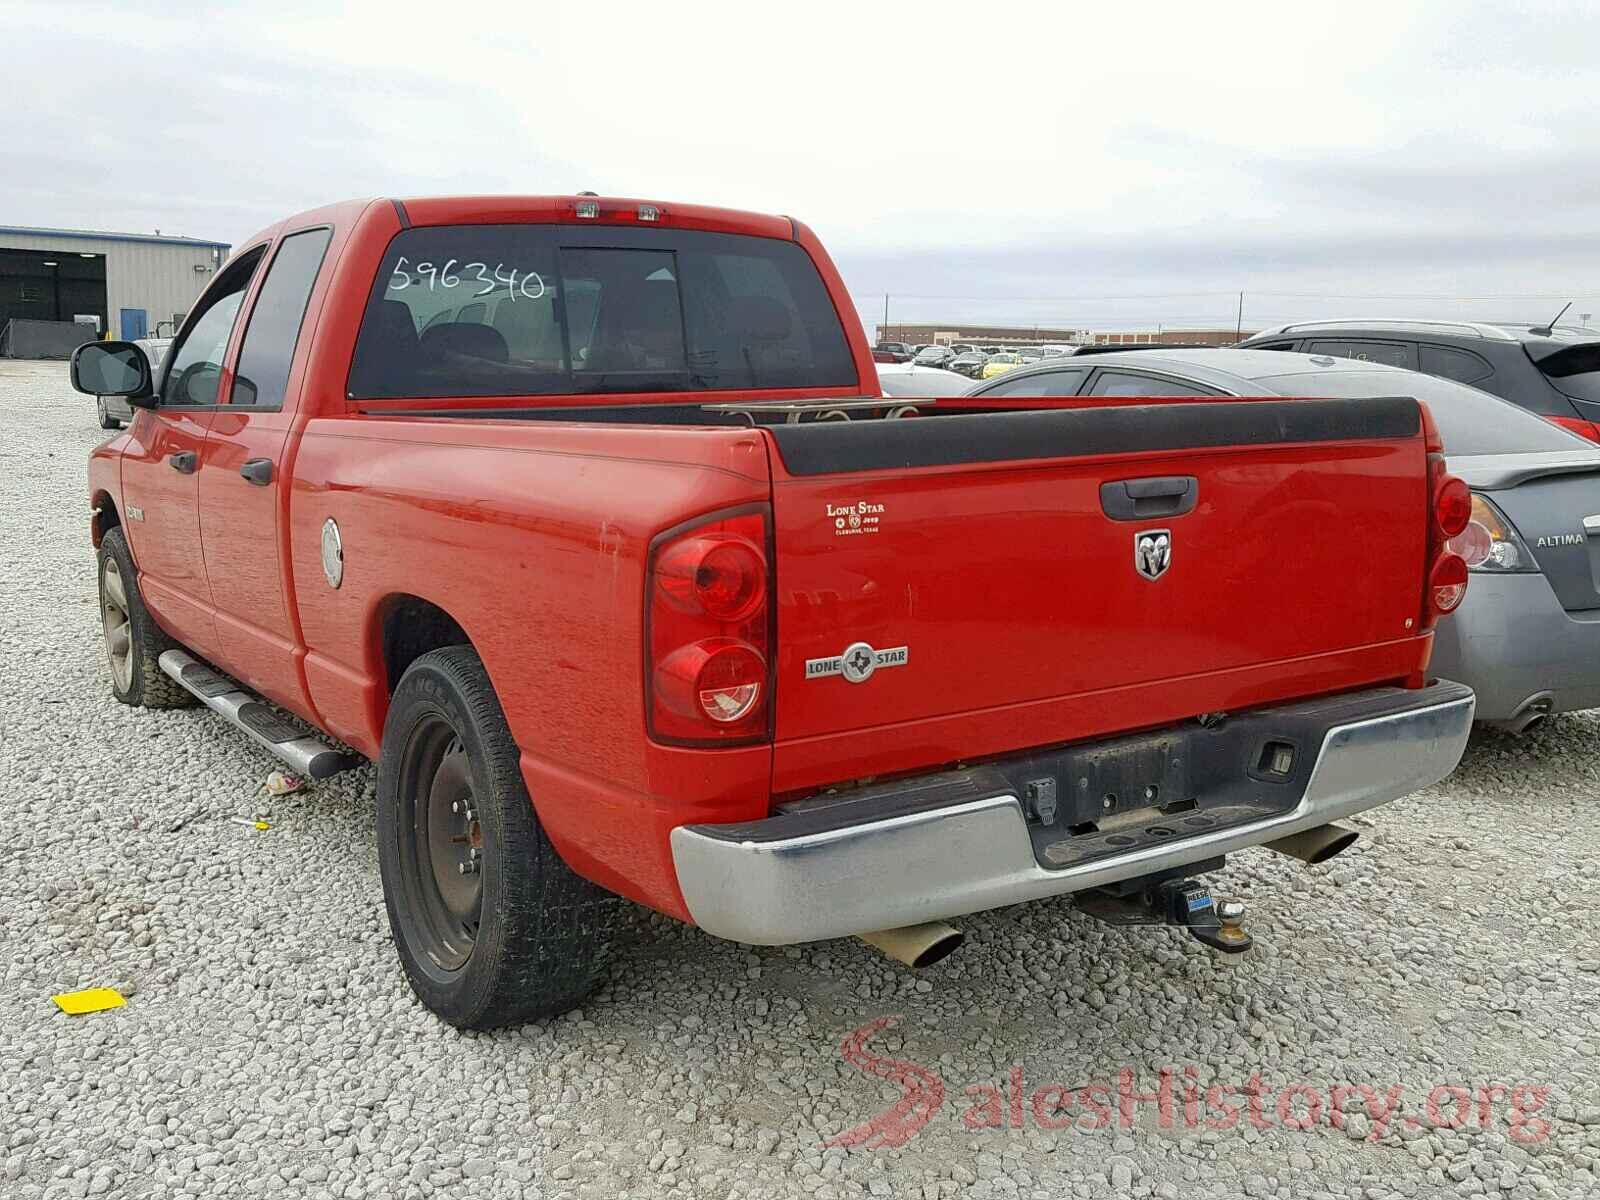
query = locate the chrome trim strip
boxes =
[671,689,1475,945]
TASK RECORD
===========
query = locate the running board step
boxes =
[159,649,361,781]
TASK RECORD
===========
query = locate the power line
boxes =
[852,289,1600,304]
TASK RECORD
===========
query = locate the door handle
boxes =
[240,458,274,486]
[167,451,198,474]
[1100,475,1198,521]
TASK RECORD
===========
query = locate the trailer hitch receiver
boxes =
[1076,874,1253,955]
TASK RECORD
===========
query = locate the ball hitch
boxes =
[1075,872,1252,955]
[1162,880,1252,954]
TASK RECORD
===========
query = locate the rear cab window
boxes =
[348,225,857,399]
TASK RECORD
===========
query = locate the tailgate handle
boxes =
[1100,475,1198,521]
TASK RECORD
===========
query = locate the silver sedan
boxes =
[967,348,1600,731]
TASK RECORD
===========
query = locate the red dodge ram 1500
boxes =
[74,195,1475,1029]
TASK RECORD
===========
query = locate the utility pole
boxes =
[1235,291,1244,341]
[883,294,889,341]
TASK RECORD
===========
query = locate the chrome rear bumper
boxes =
[671,681,1474,945]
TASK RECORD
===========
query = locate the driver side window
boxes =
[161,249,263,406]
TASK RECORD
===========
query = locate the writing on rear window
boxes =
[388,257,547,301]
[347,224,858,400]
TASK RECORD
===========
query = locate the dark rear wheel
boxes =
[377,646,619,1028]
[396,724,482,973]
[96,396,120,430]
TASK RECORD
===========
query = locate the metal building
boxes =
[0,225,231,353]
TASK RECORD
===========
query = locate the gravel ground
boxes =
[2,357,1599,1200]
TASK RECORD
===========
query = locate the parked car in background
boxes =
[97,336,172,429]
[979,351,1023,379]
[873,341,913,363]
[873,361,973,398]
[971,347,1600,730]
[1239,319,1600,444]
[912,345,957,368]
[947,350,990,378]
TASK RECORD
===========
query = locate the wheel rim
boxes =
[100,557,134,692]
[97,397,107,424]
[397,717,483,973]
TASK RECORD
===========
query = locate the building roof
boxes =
[0,225,231,251]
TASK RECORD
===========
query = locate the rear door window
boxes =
[1418,343,1494,386]
[980,368,1087,397]
[348,225,857,399]
[1305,339,1418,370]
[230,228,333,408]
[1087,370,1222,397]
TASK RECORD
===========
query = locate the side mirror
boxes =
[71,341,155,406]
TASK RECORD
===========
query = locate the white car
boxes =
[874,361,973,399]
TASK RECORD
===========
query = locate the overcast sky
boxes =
[7,0,1600,336]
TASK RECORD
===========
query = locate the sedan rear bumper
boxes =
[1432,572,1600,721]
[671,681,1474,944]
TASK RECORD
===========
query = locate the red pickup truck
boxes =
[74,195,1475,1029]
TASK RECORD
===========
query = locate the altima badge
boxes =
[1135,529,1171,581]
[805,641,909,684]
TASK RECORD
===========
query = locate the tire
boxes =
[377,646,619,1028]
[97,527,193,708]
[96,396,120,430]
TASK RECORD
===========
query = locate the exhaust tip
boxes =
[858,922,965,969]
[1513,700,1553,735]
[1495,694,1555,736]
[907,928,964,969]
[1263,823,1360,865]
[1302,827,1360,865]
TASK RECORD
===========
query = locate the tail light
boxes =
[647,506,773,745]
[1446,493,1536,572]
[1419,402,1471,628]
[1434,475,1471,539]
[1429,553,1468,614]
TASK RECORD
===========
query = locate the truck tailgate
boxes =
[763,397,1432,789]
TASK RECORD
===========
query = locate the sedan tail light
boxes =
[646,507,773,745]
[1445,493,1537,573]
